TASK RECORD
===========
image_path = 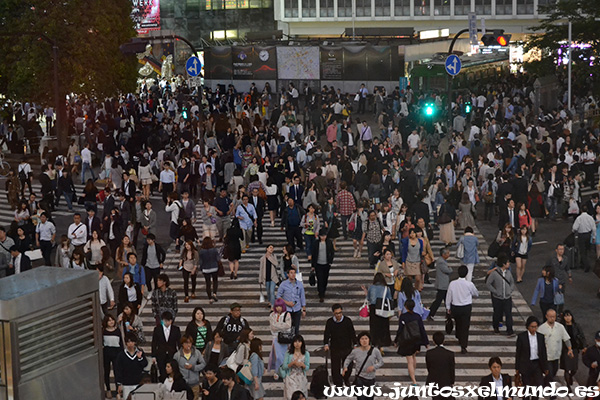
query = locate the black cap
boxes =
[230,302,242,310]
[319,228,328,236]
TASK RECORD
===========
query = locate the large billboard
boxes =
[131,0,161,34]
[277,47,320,80]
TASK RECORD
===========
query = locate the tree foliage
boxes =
[0,0,139,103]
[527,0,600,57]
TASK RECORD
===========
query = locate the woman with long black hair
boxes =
[178,240,199,303]
[102,314,122,399]
[185,307,212,353]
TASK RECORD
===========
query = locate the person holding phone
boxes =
[114,332,148,400]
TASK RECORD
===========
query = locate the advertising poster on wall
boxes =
[131,0,160,34]
[320,47,343,80]
[277,47,320,80]
[366,46,392,81]
[206,47,232,80]
[232,46,254,79]
[253,46,277,80]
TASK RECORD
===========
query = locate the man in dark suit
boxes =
[511,170,529,206]
[410,192,431,225]
[399,161,419,208]
[478,356,512,400]
[86,208,103,240]
[444,145,459,169]
[102,187,115,223]
[118,191,132,227]
[311,228,335,302]
[583,193,599,220]
[250,187,265,245]
[380,167,395,200]
[515,316,548,400]
[121,171,136,204]
[498,198,519,231]
[7,246,32,276]
[151,311,181,381]
[426,332,455,400]
[288,175,304,205]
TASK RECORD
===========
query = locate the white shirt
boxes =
[528,331,539,360]
[160,169,175,184]
[407,133,420,150]
[81,147,92,164]
[126,284,137,302]
[68,222,88,246]
[279,126,291,142]
[99,275,115,305]
[492,375,504,400]
[165,201,182,224]
[36,221,56,241]
[573,212,596,237]
[445,278,479,309]
[163,324,171,342]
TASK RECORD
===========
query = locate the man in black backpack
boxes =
[215,303,251,347]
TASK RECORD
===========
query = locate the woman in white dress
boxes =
[268,298,292,379]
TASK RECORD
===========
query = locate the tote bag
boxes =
[375,286,395,318]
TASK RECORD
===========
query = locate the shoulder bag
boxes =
[456,241,465,259]
[375,286,395,318]
[352,346,374,385]
[277,312,295,344]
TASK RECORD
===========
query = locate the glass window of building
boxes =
[454,0,470,15]
[474,0,491,14]
[537,0,555,13]
[284,0,298,16]
[414,0,430,16]
[356,0,371,17]
[302,0,316,16]
[516,0,533,14]
[374,0,391,16]
[495,0,512,14]
[395,0,410,15]
[434,0,450,15]
[320,0,334,17]
[338,0,352,17]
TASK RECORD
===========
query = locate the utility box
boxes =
[0,267,103,400]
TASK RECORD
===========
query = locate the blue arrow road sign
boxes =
[445,54,462,76]
[186,56,201,77]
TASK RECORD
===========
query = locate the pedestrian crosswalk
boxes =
[137,203,535,399]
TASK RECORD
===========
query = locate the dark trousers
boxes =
[39,239,52,265]
[492,297,513,333]
[576,232,591,271]
[429,289,447,318]
[544,359,559,388]
[540,301,556,322]
[358,98,366,114]
[315,263,331,298]
[484,202,494,220]
[145,266,160,292]
[20,178,32,197]
[290,310,302,336]
[521,360,544,400]
[203,272,218,299]
[354,376,376,400]
[182,269,197,297]
[162,183,173,204]
[251,215,263,244]
[286,226,303,251]
[341,214,350,239]
[450,304,472,349]
[103,346,121,391]
[189,175,199,197]
[367,242,381,269]
[132,222,142,247]
[331,350,351,386]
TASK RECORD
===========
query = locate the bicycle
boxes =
[0,152,11,177]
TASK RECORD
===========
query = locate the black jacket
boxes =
[425,345,455,387]
[118,282,142,313]
[7,253,31,276]
[141,243,166,267]
[217,383,250,400]
[323,316,356,355]
[86,216,103,240]
[444,152,459,169]
[122,179,137,202]
[281,205,305,229]
[311,239,335,268]
[478,373,512,400]
[185,320,213,350]
[498,206,519,230]
[114,348,148,386]
[515,331,548,375]
[583,344,600,385]
[249,195,265,218]
[215,314,251,346]
[151,324,182,359]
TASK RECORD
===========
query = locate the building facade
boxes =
[275,0,554,37]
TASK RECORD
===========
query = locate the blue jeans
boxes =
[62,191,73,210]
[265,281,276,305]
[81,162,95,184]
[304,234,316,258]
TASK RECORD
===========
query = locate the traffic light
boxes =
[464,101,472,114]
[424,102,435,117]
[481,30,511,47]
[182,106,189,120]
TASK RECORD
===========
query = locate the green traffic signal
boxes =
[464,102,472,114]
[424,103,435,117]
[182,107,188,119]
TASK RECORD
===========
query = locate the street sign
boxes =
[445,54,462,76]
[188,76,202,87]
[469,12,478,46]
[186,56,201,77]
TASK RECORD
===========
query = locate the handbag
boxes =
[226,345,247,372]
[394,276,404,291]
[348,220,356,232]
[217,260,225,277]
[141,227,149,235]
[359,299,370,318]
[309,270,316,286]
[456,241,464,259]
[445,315,454,334]
[237,360,253,384]
[277,313,295,344]
[554,291,565,305]
[487,240,501,258]
[375,286,395,318]
[438,212,451,225]
[259,284,265,303]
[514,372,523,387]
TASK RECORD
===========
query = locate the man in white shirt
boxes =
[278,121,291,143]
[165,192,183,250]
[35,213,56,265]
[538,309,573,394]
[446,265,479,353]
[18,159,33,197]
[68,213,88,250]
[98,266,115,316]
[407,130,421,152]
[80,143,96,184]
[572,205,596,272]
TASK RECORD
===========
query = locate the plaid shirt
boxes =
[151,287,178,319]
[336,190,356,216]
